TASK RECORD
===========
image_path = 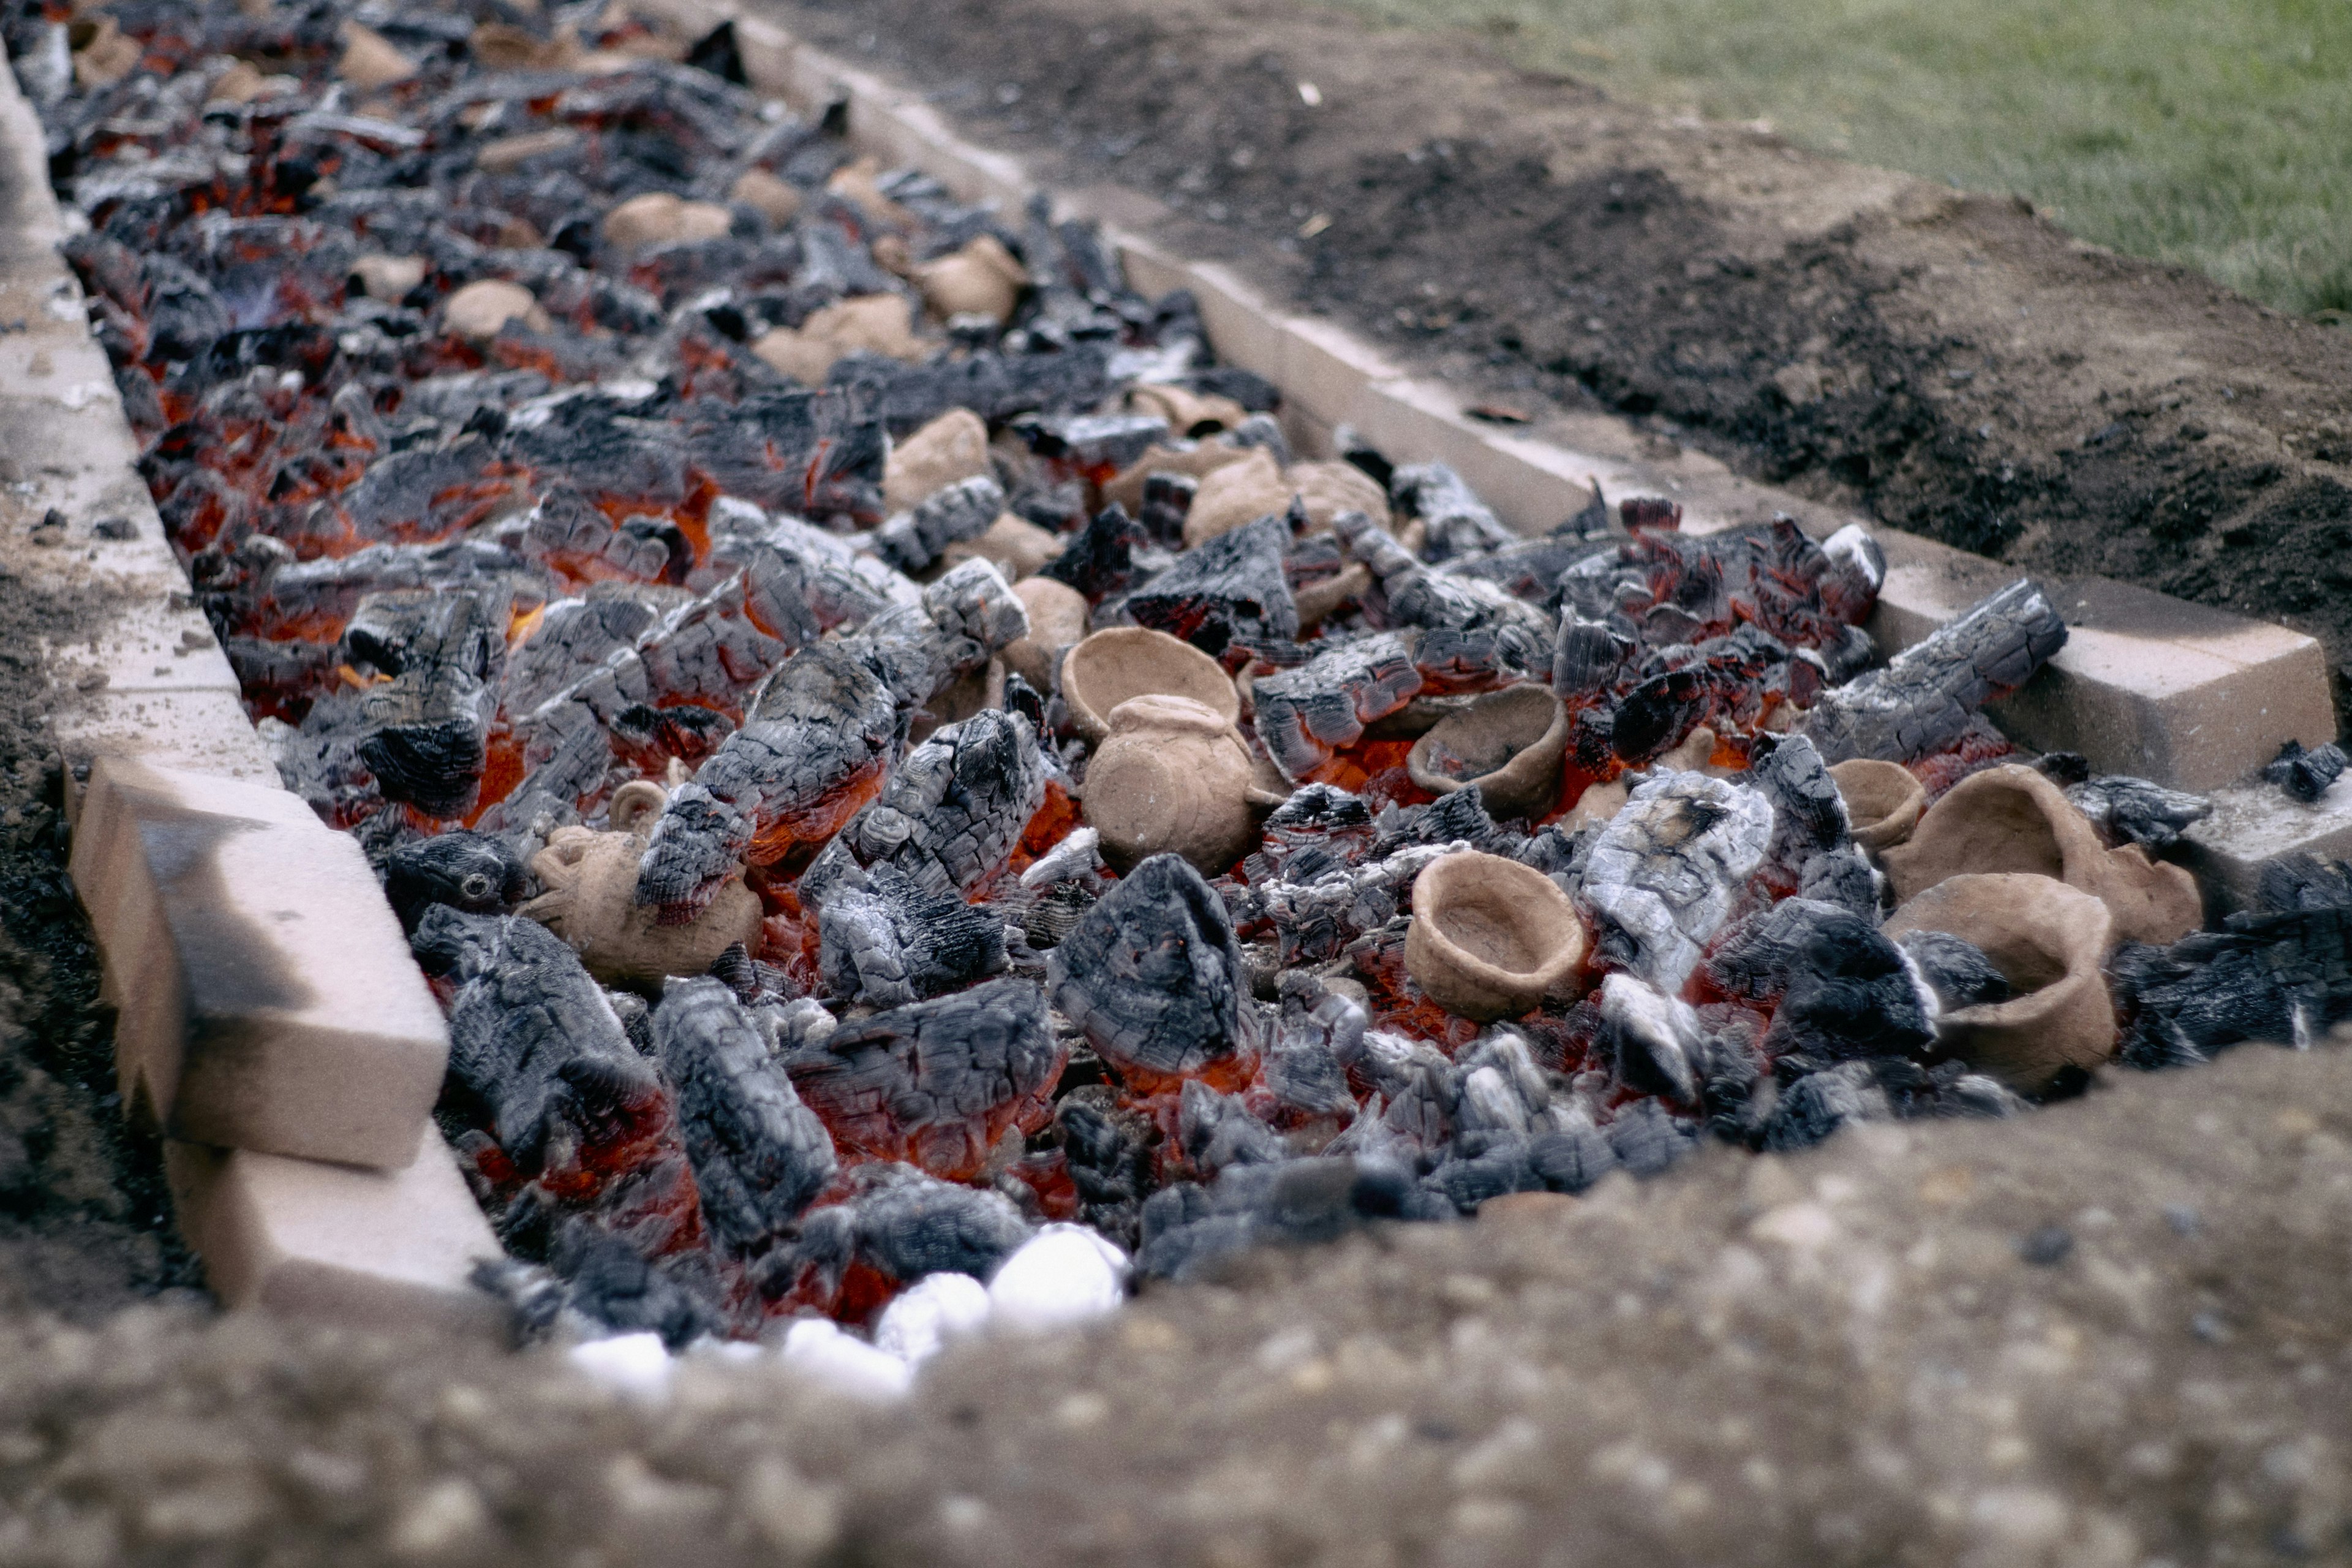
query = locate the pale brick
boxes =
[53,687,281,796]
[2179,777,2352,912]
[1180,261,1288,383]
[165,1133,505,1335]
[70,758,447,1169]
[1274,314,1403,432]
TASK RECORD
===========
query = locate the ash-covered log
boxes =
[873,475,1006,575]
[1705,897,1935,1060]
[1049,852,1254,1085]
[816,707,1046,899]
[347,588,506,819]
[1250,633,1423,780]
[1579,772,1774,991]
[2261,739,2349,804]
[816,865,1008,1006]
[652,978,837,1259]
[1036,502,1147,604]
[1804,581,2067,764]
[411,907,665,1167]
[2065,774,2214,849]
[1123,513,1298,656]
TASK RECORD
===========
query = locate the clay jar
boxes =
[519,780,762,993]
[1081,695,1283,875]
[1002,577,1088,696]
[1882,872,2117,1092]
[1830,758,1927,853]
[1879,763,2200,946]
[1405,684,1570,822]
[1405,851,1589,1022]
[1060,627,1239,746]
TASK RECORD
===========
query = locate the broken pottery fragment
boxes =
[1406,684,1570,822]
[521,780,763,992]
[1879,764,2199,946]
[1829,758,1927,853]
[1083,695,1285,875]
[1060,626,1238,745]
[1882,873,2117,1091]
[884,409,992,513]
[1404,850,1588,1022]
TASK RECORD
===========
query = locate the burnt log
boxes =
[2065,774,2214,849]
[816,865,1008,1006]
[2261,739,2348,804]
[1803,581,2067,764]
[383,829,529,932]
[1580,772,1774,991]
[1049,852,1253,1084]
[1036,502,1147,603]
[1123,512,1297,656]
[1250,633,1423,780]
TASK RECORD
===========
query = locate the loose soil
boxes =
[777,0,2352,729]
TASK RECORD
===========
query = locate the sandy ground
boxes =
[4,2,2352,1560]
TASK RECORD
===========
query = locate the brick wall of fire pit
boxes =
[11,0,2352,1364]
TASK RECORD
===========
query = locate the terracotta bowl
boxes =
[1404,850,1588,1021]
[1405,684,1570,821]
[1060,626,1239,745]
[1829,758,1927,853]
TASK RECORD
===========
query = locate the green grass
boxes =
[1320,0,2352,319]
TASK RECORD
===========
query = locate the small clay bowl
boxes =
[1082,695,1284,874]
[1829,758,1926,853]
[1405,685,1570,822]
[1404,850,1588,1022]
[1881,871,2116,1093]
[1060,626,1239,745]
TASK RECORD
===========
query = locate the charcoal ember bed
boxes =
[24,0,2352,1354]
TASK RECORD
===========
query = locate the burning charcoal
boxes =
[1333,511,1551,671]
[705,520,897,651]
[1250,633,1424,780]
[1372,786,1515,861]
[635,639,900,922]
[2111,897,2352,1066]
[1049,853,1253,1086]
[1260,840,1461,967]
[514,485,689,586]
[347,588,505,818]
[1604,1099,1701,1177]
[1452,1031,1553,1148]
[1036,502,1147,603]
[1123,513,1298,656]
[816,865,1008,1006]
[1021,411,1172,471]
[1705,899,1935,1060]
[1391,461,1516,562]
[1596,973,1704,1104]
[1795,847,1881,917]
[1610,668,1708,766]
[1744,734,1852,881]
[820,708,1046,897]
[1804,581,2067,764]
[873,474,1006,575]
[686,385,888,524]
[1762,1061,1891,1152]
[499,589,671,715]
[411,908,663,1166]
[1896,929,2014,1012]
[651,979,837,1259]
[1528,1104,1619,1194]
[383,829,529,931]
[2261,739,2349,804]
[479,1224,725,1348]
[1134,1155,1420,1281]
[1580,772,1774,990]
[853,559,1031,707]
[785,978,1060,1180]
[1180,1081,1287,1176]
[1264,974,1366,1123]
[2065,774,2214,849]
[1136,472,1196,546]
[1056,1091,1156,1245]
[846,1161,1035,1284]
[1552,612,1640,701]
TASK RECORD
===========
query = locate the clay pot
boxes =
[1293,562,1371,631]
[336,20,417,88]
[601,192,733,251]
[1882,872,2117,1092]
[519,780,762,993]
[1060,627,1239,745]
[1081,696,1283,874]
[350,254,426,301]
[1404,851,1588,1021]
[1001,577,1088,696]
[468,21,562,71]
[443,280,551,342]
[728,168,802,228]
[884,408,992,512]
[1879,763,2199,946]
[916,235,1027,325]
[1128,383,1248,437]
[1182,451,1393,548]
[1101,440,1253,514]
[947,514,1063,581]
[750,295,926,385]
[824,157,914,227]
[1830,759,1927,853]
[1406,685,1570,821]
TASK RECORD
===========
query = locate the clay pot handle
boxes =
[608,779,669,835]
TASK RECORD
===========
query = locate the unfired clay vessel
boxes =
[883,408,991,512]
[1128,383,1248,436]
[1882,872,2117,1092]
[1406,685,1570,821]
[1002,577,1088,696]
[1081,695,1284,874]
[1405,850,1589,1022]
[1060,626,1239,745]
[1830,758,1927,853]
[520,780,762,992]
[1879,763,2200,946]
[916,235,1026,325]
[1182,450,1392,548]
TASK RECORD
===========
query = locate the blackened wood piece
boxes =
[1124,513,1298,657]
[1804,580,2067,764]
[817,865,1008,1006]
[383,829,529,932]
[1049,852,1251,1080]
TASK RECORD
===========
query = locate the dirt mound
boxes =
[779,0,2352,729]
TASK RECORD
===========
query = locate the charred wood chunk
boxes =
[631,574,793,714]
[1391,461,1515,562]
[707,525,893,651]
[1604,1098,1702,1177]
[1250,633,1423,780]
[1265,974,1365,1121]
[1262,840,1461,967]
[1371,785,1512,861]
[1596,973,1705,1104]
[383,829,529,932]
[828,343,1115,434]
[838,1161,1035,1284]
[499,587,668,715]
[1804,581,2067,764]
[831,708,1046,896]
[780,973,1068,1185]
[1896,929,2014,1012]
[1123,512,1297,657]
[317,437,522,545]
[1706,898,1934,1060]
[1581,772,1773,991]
[1178,1080,1287,1177]
[686,385,886,524]
[2065,774,2214,848]
[411,907,663,1166]
[1552,612,1640,700]
[1746,734,1852,875]
[516,485,688,585]
[853,559,1030,712]
[817,865,1008,1006]
[2261,739,2348,805]
[650,978,837,1258]
[1049,852,1252,1083]
[2256,853,2352,913]
[1136,472,1196,546]
[349,589,506,819]
[1021,412,1172,471]
[1252,783,1379,880]
[874,474,1006,575]
[608,702,736,769]
[1134,1155,1418,1281]
[1610,668,1708,766]
[2111,900,2352,1066]
[1762,1061,1891,1152]
[1037,502,1147,604]
[636,639,900,921]
[1055,1091,1156,1246]
[477,1222,725,1348]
